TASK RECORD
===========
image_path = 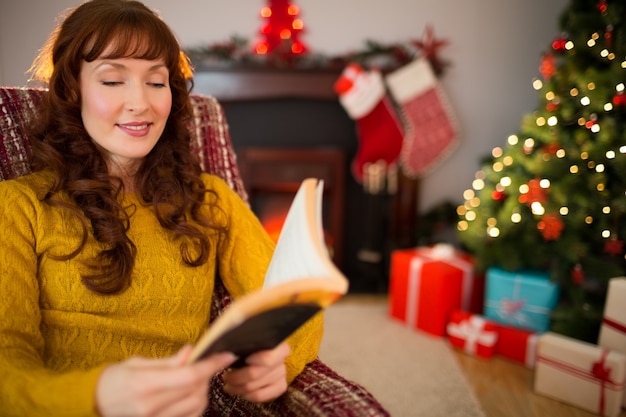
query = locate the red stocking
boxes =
[334,64,404,183]
[386,57,458,177]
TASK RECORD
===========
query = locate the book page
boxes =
[263,179,339,289]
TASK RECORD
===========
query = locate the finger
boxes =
[237,376,288,403]
[245,342,290,367]
[131,356,234,409]
[170,344,194,366]
[223,362,286,394]
[152,380,211,417]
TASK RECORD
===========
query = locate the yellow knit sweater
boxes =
[0,171,323,417]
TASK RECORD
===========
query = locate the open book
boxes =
[186,178,349,365]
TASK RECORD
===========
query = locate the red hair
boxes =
[28,0,224,294]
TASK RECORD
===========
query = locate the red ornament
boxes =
[605,25,614,47]
[546,102,560,112]
[571,264,584,285]
[604,238,624,256]
[539,53,557,81]
[491,190,506,201]
[519,178,548,205]
[537,213,564,241]
[613,93,626,107]
[597,0,608,13]
[542,143,560,155]
[552,37,567,53]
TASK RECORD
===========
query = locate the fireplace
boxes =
[193,67,418,293]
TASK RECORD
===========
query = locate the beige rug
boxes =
[319,296,486,417]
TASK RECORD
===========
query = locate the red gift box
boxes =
[495,323,539,368]
[389,244,478,337]
[447,310,498,358]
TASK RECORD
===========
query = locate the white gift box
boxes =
[535,332,626,417]
[598,277,626,408]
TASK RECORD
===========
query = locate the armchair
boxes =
[0,87,390,417]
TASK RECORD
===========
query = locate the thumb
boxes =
[167,344,194,366]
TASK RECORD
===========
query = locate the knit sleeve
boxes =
[0,179,104,417]
[205,175,324,383]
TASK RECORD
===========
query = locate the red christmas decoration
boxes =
[571,264,584,285]
[491,190,506,202]
[546,101,560,112]
[411,25,449,75]
[613,92,626,107]
[542,143,560,155]
[551,37,567,53]
[537,213,564,241]
[597,0,608,14]
[539,53,557,81]
[519,178,548,205]
[254,0,308,62]
[585,114,599,129]
[604,238,624,256]
[604,25,614,47]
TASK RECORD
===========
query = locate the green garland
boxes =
[185,35,449,74]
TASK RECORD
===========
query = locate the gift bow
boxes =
[429,243,456,260]
[537,348,620,417]
[447,315,497,355]
[592,350,613,416]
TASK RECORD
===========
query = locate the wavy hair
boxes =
[28,0,224,294]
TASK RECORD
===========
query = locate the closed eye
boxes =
[149,83,167,88]
[101,81,123,86]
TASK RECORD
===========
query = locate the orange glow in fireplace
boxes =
[262,212,289,244]
[260,210,334,258]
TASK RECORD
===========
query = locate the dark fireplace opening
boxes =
[193,69,418,293]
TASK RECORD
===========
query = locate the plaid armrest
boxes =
[205,356,390,417]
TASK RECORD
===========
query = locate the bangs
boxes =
[82,14,178,67]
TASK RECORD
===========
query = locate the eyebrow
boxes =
[95,61,167,72]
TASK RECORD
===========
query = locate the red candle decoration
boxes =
[254,0,308,59]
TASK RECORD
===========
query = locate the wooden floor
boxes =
[453,350,626,417]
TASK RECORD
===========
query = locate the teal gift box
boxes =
[484,267,559,333]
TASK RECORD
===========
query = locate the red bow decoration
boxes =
[592,350,613,416]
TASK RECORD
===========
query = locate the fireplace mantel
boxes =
[192,66,340,101]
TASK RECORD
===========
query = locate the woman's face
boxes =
[79,54,172,173]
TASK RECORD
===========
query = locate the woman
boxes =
[0,1,323,416]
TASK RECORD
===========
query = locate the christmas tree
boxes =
[457,0,626,343]
[253,0,308,65]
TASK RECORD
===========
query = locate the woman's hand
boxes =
[222,341,290,403]
[96,345,236,417]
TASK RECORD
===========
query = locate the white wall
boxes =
[0,0,569,212]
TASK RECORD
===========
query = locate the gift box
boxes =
[484,267,559,333]
[495,322,539,368]
[535,332,626,417]
[388,244,478,337]
[446,310,498,359]
[598,277,626,408]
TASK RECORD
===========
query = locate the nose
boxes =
[125,84,149,113]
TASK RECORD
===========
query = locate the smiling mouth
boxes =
[120,123,151,130]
